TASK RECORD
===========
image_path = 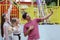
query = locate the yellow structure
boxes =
[0,0,60,24]
[18,5,60,24]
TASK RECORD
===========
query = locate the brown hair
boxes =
[1,14,6,37]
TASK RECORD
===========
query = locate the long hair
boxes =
[1,14,5,37]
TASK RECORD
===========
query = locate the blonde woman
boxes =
[11,18,21,40]
[3,0,13,40]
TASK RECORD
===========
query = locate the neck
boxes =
[27,19,31,22]
[5,20,8,22]
[13,24,18,27]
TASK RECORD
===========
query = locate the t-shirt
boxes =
[3,22,13,40]
[24,18,43,40]
[13,24,21,34]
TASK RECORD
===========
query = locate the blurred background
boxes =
[0,0,60,24]
[0,0,60,40]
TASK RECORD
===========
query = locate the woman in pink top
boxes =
[22,9,53,40]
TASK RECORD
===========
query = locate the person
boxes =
[2,0,13,40]
[22,9,53,40]
[11,18,21,40]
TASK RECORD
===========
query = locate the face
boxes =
[13,22,17,26]
[26,14,31,20]
[11,18,17,26]
[4,14,9,22]
[16,18,20,24]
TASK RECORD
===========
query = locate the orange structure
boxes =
[0,0,37,18]
[0,0,19,18]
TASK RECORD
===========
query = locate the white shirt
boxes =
[3,22,13,37]
[13,24,21,34]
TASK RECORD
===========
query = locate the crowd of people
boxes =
[1,0,53,40]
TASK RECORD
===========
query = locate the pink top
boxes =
[24,18,43,40]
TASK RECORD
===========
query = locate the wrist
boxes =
[28,29,31,31]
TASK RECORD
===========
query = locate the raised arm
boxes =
[6,0,13,22]
[40,9,53,20]
[36,9,53,22]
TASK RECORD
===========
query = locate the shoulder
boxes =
[33,18,37,21]
[24,23,29,27]
[3,22,8,27]
[24,23,27,27]
[3,22,10,27]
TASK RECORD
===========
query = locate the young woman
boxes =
[11,18,21,40]
[2,0,13,40]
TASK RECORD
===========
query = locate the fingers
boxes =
[50,9,53,13]
[29,25,34,30]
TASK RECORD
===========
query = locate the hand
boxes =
[29,25,34,31]
[50,9,53,14]
[8,27,13,31]
[9,0,13,4]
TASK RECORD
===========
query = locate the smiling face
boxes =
[16,18,20,24]
[22,12,31,21]
[11,18,17,26]
[4,14,9,22]
[26,14,31,21]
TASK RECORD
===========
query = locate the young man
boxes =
[22,9,53,40]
